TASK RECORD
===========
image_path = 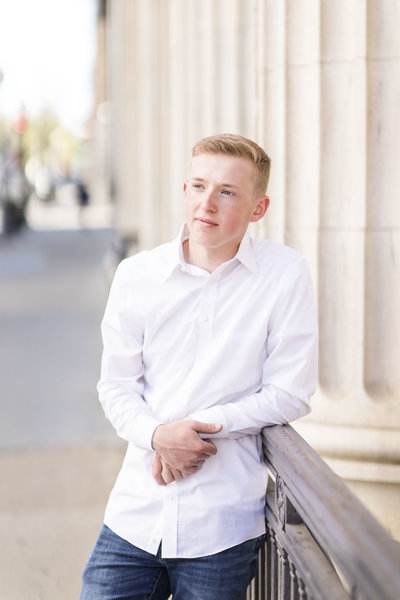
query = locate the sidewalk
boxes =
[0,444,124,599]
[0,204,126,599]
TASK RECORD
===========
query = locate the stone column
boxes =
[107,0,141,246]
[294,0,400,539]
[285,0,320,279]
[132,0,164,250]
[90,1,110,207]
[254,0,286,243]
[168,0,189,234]
[365,0,400,404]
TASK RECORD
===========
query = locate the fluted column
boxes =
[285,0,320,279]
[294,0,400,538]
[133,0,164,250]
[168,0,189,234]
[318,0,367,404]
[108,0,141,243]
[365,0,400,402]
[254,0,286,243]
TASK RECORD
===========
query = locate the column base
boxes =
[294,421,400,541]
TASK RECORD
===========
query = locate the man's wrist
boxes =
[151,423,165,451]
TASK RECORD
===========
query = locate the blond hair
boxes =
[192,133,271,196]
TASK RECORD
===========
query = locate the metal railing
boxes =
[247,425,400,600]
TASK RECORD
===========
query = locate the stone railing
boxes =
[247,425,400,600]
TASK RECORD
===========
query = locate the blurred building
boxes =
[92,0,400,539]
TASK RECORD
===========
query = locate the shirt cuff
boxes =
[132,413,163,450]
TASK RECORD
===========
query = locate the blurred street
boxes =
[0,201,126,599]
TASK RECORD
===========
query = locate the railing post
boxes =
[267,524,278,599]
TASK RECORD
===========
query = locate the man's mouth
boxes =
[196,217,218,226]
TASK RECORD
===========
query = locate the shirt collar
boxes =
[235,234,258,275]
[163,224,190,281]
[163,224,258,281]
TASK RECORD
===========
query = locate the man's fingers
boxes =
[161,465,176,485]
[154,473,167,486]
[153,452,187,486]
[182,459,205,475]
[168,466,183,482]
[153,454,204,483]
[191,421,223,436]
[182,465,197,474]
[190,459,206,468]
[192,439,219,457]
[152,455,167,486]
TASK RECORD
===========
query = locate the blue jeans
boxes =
[80,524,263,600]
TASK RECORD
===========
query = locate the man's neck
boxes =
[183,239,239,273]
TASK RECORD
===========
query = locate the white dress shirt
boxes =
[98,224,318,558]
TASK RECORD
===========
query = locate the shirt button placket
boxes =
[161,488,178,557]
[197,277,217,356]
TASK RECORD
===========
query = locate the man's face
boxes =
[184,153,268,262]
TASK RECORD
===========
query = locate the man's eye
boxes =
[221,189,233,196]
[193,183,203,190]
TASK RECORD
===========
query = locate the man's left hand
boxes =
[152,452,203,486]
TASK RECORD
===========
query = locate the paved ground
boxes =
[0,199,126,599]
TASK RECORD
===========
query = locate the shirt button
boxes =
[203,317,209,322]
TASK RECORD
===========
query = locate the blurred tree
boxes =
[0,108,84,172]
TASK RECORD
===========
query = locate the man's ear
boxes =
[183,180,188,193]
[250,196,270,223]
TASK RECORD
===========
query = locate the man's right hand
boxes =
[151,419,222,474]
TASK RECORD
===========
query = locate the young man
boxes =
[80,134,318,600]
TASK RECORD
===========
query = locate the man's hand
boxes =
[152,453,185,486]
[151,419,222,474]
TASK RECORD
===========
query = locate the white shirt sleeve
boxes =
[97,260,162,450]
[190,257,318,438]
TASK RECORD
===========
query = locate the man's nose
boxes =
[201,189,217,211]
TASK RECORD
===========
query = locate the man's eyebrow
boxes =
[220,183,240,189]
[191,177,240,190]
